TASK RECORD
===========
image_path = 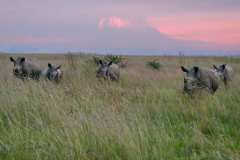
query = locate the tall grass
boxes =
[0,55,239,160]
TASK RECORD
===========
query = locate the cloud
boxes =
[98,17,131,29]
[147,14,240,47]
[0,0,240,53]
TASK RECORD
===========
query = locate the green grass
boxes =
[0,55,239,160]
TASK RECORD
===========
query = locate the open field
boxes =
[0,54,240,160]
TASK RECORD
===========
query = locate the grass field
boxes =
[0,54,239,160]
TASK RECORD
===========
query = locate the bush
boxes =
[92,55,125,66]
[147,60,161,70]
[104,55,123,64]
[92,56,101,65]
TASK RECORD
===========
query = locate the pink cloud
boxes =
[147,16,240,47]
[98,17,131,29]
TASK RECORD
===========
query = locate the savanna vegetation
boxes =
[0,54,239,160]
[146,59,161,70]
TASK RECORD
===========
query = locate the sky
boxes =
[0,0,240,55]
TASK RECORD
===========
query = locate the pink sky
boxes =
[147,12,240,48]
[0,0,240,54]
[99,17,131,29]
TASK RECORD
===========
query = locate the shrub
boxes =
[92,56,102,65]
[147,60,161,70]
[104,55,123,64]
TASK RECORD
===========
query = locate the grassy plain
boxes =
[0,54,239,160]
